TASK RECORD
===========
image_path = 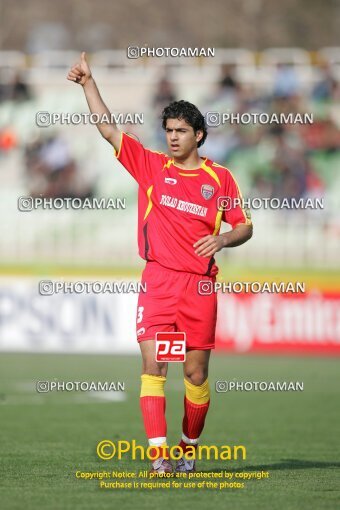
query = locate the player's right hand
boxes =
[67,52,92,86]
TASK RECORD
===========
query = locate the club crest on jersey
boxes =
[201,184,215,200]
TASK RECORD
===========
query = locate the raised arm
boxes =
[67,52,121,150]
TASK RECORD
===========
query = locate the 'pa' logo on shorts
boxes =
[155,332,186,362]
[201,184,215,200]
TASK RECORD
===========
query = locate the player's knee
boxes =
[184,368,208,386]
[143,362,167,377]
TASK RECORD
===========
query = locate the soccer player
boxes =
[67,53,253,474]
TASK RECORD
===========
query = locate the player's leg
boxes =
[136,261,180,472]
[175,272,217,472]
[175,349,211,472]
[139,339,172,472]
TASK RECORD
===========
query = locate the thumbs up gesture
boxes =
[67,52,92,86]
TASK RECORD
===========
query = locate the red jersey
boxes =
[115,132,251,276]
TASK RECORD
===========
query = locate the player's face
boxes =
[165,118,203,159]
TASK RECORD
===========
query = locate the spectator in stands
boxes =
[0,127,17,154]
[152,76,177,151]
[273,64,299,98]
[152,76,176,111]
[219,64,239,94]
[24,134,93,199]
[270,132,322,202]
[312,62,337,101]
[7,71,32,102]
[0,71,32,103]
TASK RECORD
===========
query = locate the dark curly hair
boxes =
[161,100,208,148]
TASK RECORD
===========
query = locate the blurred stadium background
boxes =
[0,2,340,508]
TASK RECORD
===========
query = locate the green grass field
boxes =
[0,353,339,510]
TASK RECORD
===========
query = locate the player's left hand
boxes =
[193,235,225,257]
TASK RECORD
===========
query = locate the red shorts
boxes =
[136,261,217,350]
